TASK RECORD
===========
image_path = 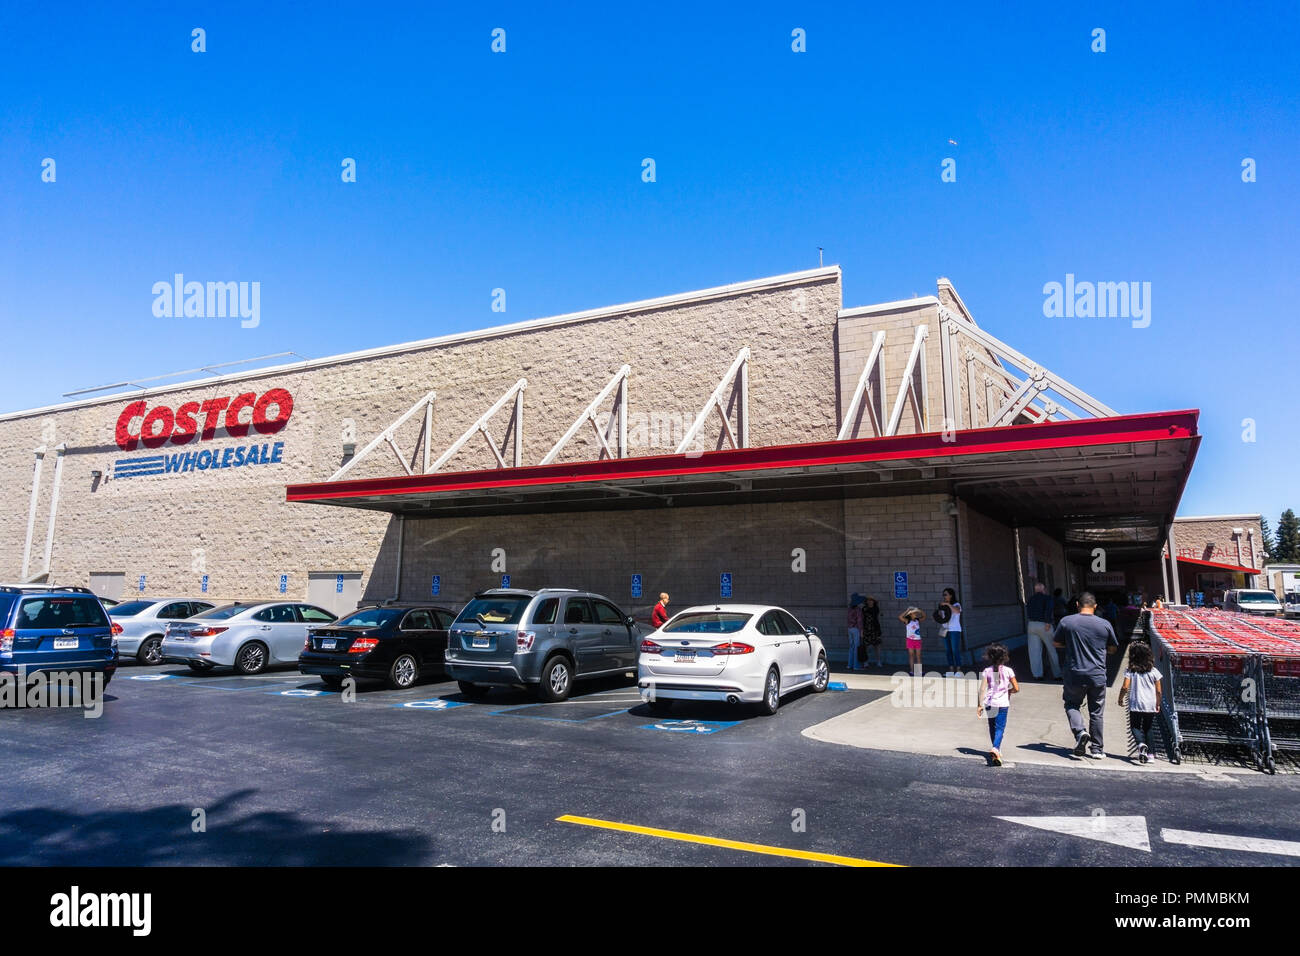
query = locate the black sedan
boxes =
[299,604,456,690]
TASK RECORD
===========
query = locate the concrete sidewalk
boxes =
[811,670,1267,776]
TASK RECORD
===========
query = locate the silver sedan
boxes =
[160,601,336,674]
[109,598,216,665]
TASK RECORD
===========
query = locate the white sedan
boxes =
[637,604,829,715]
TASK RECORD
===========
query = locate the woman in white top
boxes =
[940,587,964,676]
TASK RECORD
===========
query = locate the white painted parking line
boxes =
[997,815,1151,852]
[1160,828,1300,858]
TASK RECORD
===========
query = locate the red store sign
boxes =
[115,388,294,451]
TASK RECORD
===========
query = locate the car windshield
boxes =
[662,612,752,634]
[1286,593,1300,604]
[1238,591,1278,604]
[335,608,404,628]
[455,596,531,626]
[193,603,256,620]
[17,597,110,628]
[109,601,154,617]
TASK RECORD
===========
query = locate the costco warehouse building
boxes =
[0,267,1202,664]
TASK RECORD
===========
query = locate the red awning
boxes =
[286,409,1200,563]
[1174,556,1258,575]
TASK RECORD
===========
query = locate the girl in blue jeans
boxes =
[977,643,1019,766]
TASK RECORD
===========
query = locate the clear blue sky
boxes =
[1,3,1296,524]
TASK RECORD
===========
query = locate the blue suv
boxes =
[0,586,119,688]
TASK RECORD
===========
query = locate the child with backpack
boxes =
[1118,641,1163,764]
[976,643,1019,766]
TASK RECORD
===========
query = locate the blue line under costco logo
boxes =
[110,386,294,480]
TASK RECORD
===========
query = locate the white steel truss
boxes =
[838,331,887,440]
[885,326,929,436]
[677,348,750,454]
[330,390,437,481]
[937,306,1116,429]
[540,365,630,465]
[430,378,528,471]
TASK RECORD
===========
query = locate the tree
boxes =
[1260,517,1276,563]
[1276,510,1300,563]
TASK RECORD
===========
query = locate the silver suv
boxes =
[444,588,642,701]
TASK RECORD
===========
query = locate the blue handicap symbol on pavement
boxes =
[129,674,177,681]
[275,688,326,697]
[828,681,848,691]
[398,699,467,710]
[641,719,740,735]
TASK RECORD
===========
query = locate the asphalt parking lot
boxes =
[3,664,1300,867]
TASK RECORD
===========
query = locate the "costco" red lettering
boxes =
[115,388,294,451]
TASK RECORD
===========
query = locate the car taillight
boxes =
[0,629,13,653]
[349,637,379,654]
[711,642,755,655]
[516,631,536,652]
[190,626,228,638]
[640,639,663,654]
[111,622,123,636]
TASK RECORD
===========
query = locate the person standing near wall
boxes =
[846,595,864,671]
[938,588,963,677]
[1054,591,1119,759]
[861,595,883,668]
[899,607,926,674]
[651,593,670,629]
[1024,582,1061,680]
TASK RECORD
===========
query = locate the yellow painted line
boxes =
[556,814,901,867]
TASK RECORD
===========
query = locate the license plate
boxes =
[53,638,78,650]
[472,637,490,649]
[676,650,696,663]
[321,640,337,650]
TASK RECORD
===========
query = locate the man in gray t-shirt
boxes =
[1053,591,1118,757]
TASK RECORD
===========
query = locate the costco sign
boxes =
[111,387,294,481]
[115,388,293,450]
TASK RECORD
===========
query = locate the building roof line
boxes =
[1,265,842,423]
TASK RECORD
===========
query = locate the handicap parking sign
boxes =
[431,575,441,596]
[631,574,643,599]
[279,574,288,594]
[720,572,733,599]
[138,574,146,593]
[200,574,208,594]
[335,574,344,593]
[501,574,511,588]
[894,571,908,599]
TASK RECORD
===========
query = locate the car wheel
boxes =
[388,653,419,690]
[812,653,829,693]
[137,636,164,666]
[536,655,574,702]
[320,674,345,690]
[756,666,780,716]
[186,661,214,673]
[457,680,491,699]
[234,641,269,675]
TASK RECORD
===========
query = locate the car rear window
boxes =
[456,596,531,626]
[662,612,752,634]
[336,608,404,628]
[109,600,154,617]
[194,603,255,620]
[17,597,110,628]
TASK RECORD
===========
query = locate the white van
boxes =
[1285,592,1300,618]
[1223,589,1284,617]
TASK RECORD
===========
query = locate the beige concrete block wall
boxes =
[1172,517,1265,569]
[397,499,850,640]
[0,269,843,599]
[836,300,938,437]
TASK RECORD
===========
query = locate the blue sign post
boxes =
[279,574,288,594]
[138,574,146,593]
[894,571,908,600]
[431,575,441,596]
[200,574,209,594]
[720,572,733,599]
[631,574,643,599]
[501,574,511,588]
[335,574,344,593]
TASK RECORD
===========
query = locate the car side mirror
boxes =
[806,625,819,635]
[626,616,635,627]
